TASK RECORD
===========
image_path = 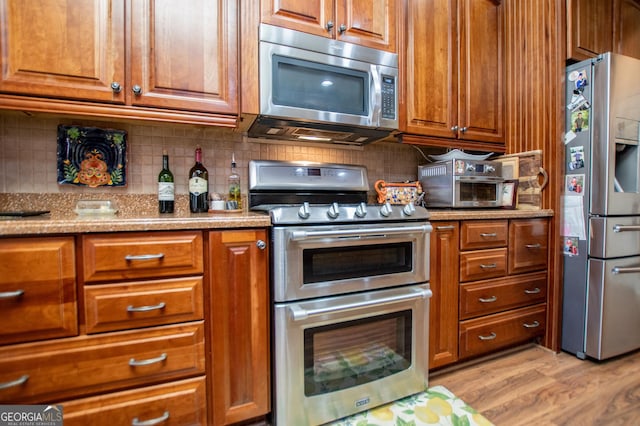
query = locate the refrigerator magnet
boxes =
[568,146,585,170]
[564,236,579,256]
[566,174,585,195]
[571,110,589,133]
[568,69,588,92]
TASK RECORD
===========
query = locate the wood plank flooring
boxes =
[428,344,640,425]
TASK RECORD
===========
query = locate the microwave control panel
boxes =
[381,75,396,119]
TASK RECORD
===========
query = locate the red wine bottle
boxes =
[189,147,209,212]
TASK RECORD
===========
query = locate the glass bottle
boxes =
[227,152,241,209]
[189,146,209,213]
[158,149,174,213]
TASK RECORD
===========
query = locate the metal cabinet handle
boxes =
[256,240,266,250]
[525,243,542,249]
[129,353,167,367]
[326,21,334,31]
[436,225,455,230]
[111,81,122,93]
[125,253,165,261]
[480,232,497,238]
[479,263,497,269]
[127,302,166,313]
[339,24,347,34]
[478,296,497,303]
[460,126,468,132]
[523,320,540,328]
[613,224,640,233]
[478,332,497,341]
[612,266,640,274]
[132,84,142,95]
[524,287,541,294]
[0,374,29,390]
[0,289,24,299]
[132,411,169,426]
[451,125,459,132]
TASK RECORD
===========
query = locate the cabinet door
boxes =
[336,0,397,52]
[260,0,333,38]
[209,230,270,425]
[130,0,238,114]
[0,0,125,102]
[429,222,459,369]
[458,0,504,143]
[614,0,640,59]
[567,0,613,61]
[508,218,549,275]
[403,0,458,137]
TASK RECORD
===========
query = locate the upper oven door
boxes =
[272,222,431,302]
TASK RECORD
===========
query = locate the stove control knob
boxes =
[380,202,393,217]
[402,203,416,216]
[327,202,340,219]
[355,202,368,218]
[485,165,495,173]
[298,202,311,220]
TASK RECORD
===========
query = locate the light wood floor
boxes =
[428,344,640,425]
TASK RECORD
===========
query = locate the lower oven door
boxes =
[273,283,432,426]
[272,222,430,302]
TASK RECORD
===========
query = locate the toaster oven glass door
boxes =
[457,181,501,206]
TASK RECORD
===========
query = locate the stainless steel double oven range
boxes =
[249,160,432,426]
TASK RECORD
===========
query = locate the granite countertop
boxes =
[0,193,553,236]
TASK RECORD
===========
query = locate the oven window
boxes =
[302,242,412,284]
[303,311,412,396]
[459,182,498,202]
[272,55,369,116]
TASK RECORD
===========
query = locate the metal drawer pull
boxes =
[480,232,497,237]
[525,243,541,249]
[436,225,456,230]
[129,353,167,367]
[125,253,165,261]
[479,263,497,269]
[478,332,497,341]
[524,287,541,294]
[612,266,640,274]
[613,224,640,233]
[478,296,497,303]
[0,289,24,299]
[0,374,29,390]
[523,320,540,328]
[132,411,169,426]
[127,302,166,313]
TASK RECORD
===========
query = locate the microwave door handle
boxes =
[289,287,432,321]
[370,65,381,125]
[289,224,432,240]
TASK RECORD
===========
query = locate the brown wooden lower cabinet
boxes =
[61,377,207,426]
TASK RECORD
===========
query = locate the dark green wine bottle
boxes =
[158,150,174,213]
[189,147,209,213]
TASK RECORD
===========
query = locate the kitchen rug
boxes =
[324,385,494,426]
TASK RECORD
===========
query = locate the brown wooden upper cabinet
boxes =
[0,0,238,117]
[401,0,504,145]
[260,0,397,52]
[568,0,640,61]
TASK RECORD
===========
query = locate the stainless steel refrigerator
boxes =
[562,52,640,361]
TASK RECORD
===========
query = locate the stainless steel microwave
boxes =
[248,24,399,146]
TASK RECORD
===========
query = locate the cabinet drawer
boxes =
[459,248,507,282]
[459,272,547,319]
[459,304,546,359]
[82,232,203,282]
[61,377,207,426]
[84,277,204,334]
[460,220,508,250]
[0,322,205,403]
[509,219,549,274]
[0,237,77,345]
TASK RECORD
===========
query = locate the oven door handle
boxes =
[288,287,432,321]
[289,224,431,241]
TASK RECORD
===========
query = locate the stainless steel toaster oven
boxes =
[419,159,504,208]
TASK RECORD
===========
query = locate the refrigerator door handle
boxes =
[612,266,640,274]
[613,225,640,233]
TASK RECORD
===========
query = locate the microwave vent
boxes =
[419,164,447,178]
[291,127,352,141]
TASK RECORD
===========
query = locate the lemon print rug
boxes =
[325,385,493,426]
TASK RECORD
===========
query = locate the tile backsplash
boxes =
[0,111,425,198]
